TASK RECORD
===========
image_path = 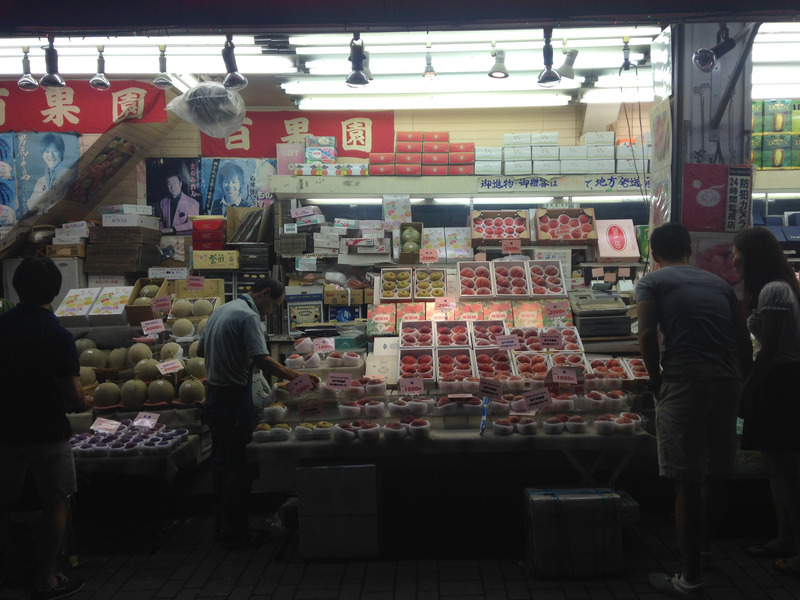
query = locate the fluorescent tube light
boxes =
[581,88,654,103]
[297,92,570,110]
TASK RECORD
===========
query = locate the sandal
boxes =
[747,543,795,559]
[774,557,800,579]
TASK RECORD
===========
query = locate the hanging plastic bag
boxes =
[166,82,247,139]
[251,369,274,412]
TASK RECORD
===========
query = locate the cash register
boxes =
[568,288,632,337]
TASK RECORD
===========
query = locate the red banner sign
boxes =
[0,81,167,133]
[200,110,395,158]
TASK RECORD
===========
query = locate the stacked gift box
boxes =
[370,132,476,176]
[291,135,370,176]
[46,220,95,258]
[85,213,161,274]
[752,99,800,169]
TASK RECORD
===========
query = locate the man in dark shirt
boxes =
[0,257,89,600]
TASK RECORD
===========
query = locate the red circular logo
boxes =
[607,225,627,251]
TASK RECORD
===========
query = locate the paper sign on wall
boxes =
[502,239,521,254]
[419,249,439,263]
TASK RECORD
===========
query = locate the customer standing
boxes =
[637,223,752,598]
[197,278,317,547]
[733,227,800,576]
[0,257,90,600]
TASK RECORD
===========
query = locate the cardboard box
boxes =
[764,98,792,132]
[454,300,485,321]
[382,195,412,225]
[356,242,389,254]
[395,302,428,330]
[423,132,449,142]
[96,204,153,216]
[580,131,615,145]
[595,219,641,262]
[276,142,304,175]
[422,153,449,164]
[285,285,324,332]
[448,165,474,175]
[587,159,616,173]
[396,153,422,164]
[476,147,503,159]
[46,244,85,258]
[323,284,364,306]
[559,146,588,159]
[533,208,597,245]
[396,131,423,142]
[560,159,589,174]
[304,135,337,147]
[512,300,544,328]
[370,163,395,175]
[469,210,530,246]
[396,164,422,176]
[586,145,616,159]
[531,146,560,160]
[762,134,793,168]
[484,300,515,329]
[444,227,474,263]
[422,165,448,176]
[292,163,369,176]
[192,250,239,269]
[191,239,224,251]
[101,214,161,230]
[450,142,475,152]
[421,227,446,260]
[369,152,395,164]
[87,286,133,326]
[423,141,449,153]
[398,222,424,264]
[615,158,647,173]
[531,132,559,146]
[54,287,102,327]
[503,160,532,175]
[525,489,623,576]
[504,146,532,160]
[475,160,503,175]
[367,303,397,335]
[297,465,377,516]
[449,152,475,164]
[313,233,342,249]
[379,268,414,302]
[125,277,169,325]
[533,160,561,174]
[396,141,423,153]
[503,133,531,146]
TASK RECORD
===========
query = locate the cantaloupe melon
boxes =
[179,378,205,403]
[79,366,97,386]
[79,348,107,369]
[107,347,129,370]
[172,318,194,338]
[120,379,147,410]
[171,299,192,318]
[147,379,175,403]
[134,358,160,381]
[185,357,206,379]
[93,382,121,407]
[128,342,152,364]
[75,338,97,354]
[160,342,182,361]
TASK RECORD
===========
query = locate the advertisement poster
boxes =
[649,98,672,174]
[199,158,276,216]
[681,164,752,233]
[0,133,16,225]
[145,157,203,234]
[14,131,80,220]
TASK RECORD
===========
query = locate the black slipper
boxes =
[774,558,800,578]
[747,543,795,559]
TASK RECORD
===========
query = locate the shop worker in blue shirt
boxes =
[197,277,318,548]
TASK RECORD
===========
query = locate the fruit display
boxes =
[587,358,631,384]
[414,268,447,300]
[473,348,513,380]
[399,321,435,347]
[70,424,189,458]
[512,352,551,381]
[539,326,584,352]
[534,208,597,244]
[623,358,649,380]
[168,297,218,320]
[436,349,475,384]
[398,349,436,380]
[529,260,566,296]
[492,261,531,297]
[457,261,494,297]
[399,224,423,254]
[565,415,588,433]
[435,321,470,347]
[470,320,507,347]
[508,327,545,352]
[550,351,589,373]
[470,210,530,244]
[380,268,413,301]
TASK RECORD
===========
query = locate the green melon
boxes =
[196,317,208,335]
[79,366,97,386]
[179,378,206,403]
[128,342,153,364]
[93,382,121,408]
[160,342,182,361]
[185,357,206,379]
[172,318,194,337]
[120,379,148,410]
[79,348,108,369]
[189,340,199,358]
[134,358,161,381]
[107,347,129,370]
[133,296,153,306]
[139,284,160,298]
[171,299,192,318]
[147,379,175,403]
[75,338,97,354]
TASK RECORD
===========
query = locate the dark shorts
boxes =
[655,378,742,482]
[742,361,800,452]
[0,441,77,506]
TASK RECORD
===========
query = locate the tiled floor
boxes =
[3,506,800,600]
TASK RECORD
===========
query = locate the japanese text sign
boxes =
[156,359,184,375]
[479,378,503,400]
[399,377,425,395]
[552,366,578,385]
[326,373,352,390]
[133,412,160,430]
[140,318,165,335]
[287,374,314,398]
[90,417,121,435]
[186,275,205,290]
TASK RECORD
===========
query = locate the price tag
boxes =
[434,296,456,311]
[419,248,439,263]
[313,337,335,353]
[284,223,298,234]
[479,378,503,400]
[287,374,314,398]
[141,318,165,335]
[298,401,323,419]
[618,267,631,278]
[152,296,173,313]
[186,275,205,290]
[522,388,551,409]
[157,359,184,375]
[326,373,352,390]
[90,417,121,435]
[591,267,604,278]
[497,334,520,349]
[399,377,425,395]
[545,301,569,318]
[552,366,578,385]
[296,257,317,271]
[540,332,563,350]
[133,412,160,430]
[501,239,521,254]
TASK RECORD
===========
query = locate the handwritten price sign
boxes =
[90,417,121,435]
[540,332,563,350]
[497,334,520,349]
[186,275,205,290]
[326,373,352,390]
[552,366,578,385]
[156,359,184,375]
[298,401,323,419]
[287,374,313,398]
[152,296,173,313]
[522,388,551,409]
[419,249,439,263]
[545,301,570,318]
[479,378,503,400]
[313,337,335,353]
[501,239,522,254]
[141,318,165,335]
[133,412,160,429]
[399,377,425,395]
[434,296,456,312]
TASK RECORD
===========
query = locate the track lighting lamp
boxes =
[222,34,248,91]
[423,45,436,78]
[537,27,561,87]
[489,45,509,78]
[151,45,173,90]
[346,33,369,87]
[693,23,736,73]
[40,35,65,89]
[558,48,579,80]
[89,45,111,91]
[362,50,374,81]
[17,46,38,91]
[619,36,637,75]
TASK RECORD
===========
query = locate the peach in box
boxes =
[470,210,530,246]
[534,208,597,245]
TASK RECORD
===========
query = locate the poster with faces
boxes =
[145,157,203,234]
[13,132,79,220]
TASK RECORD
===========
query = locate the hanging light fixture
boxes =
[619,36,638,75]
[558,45,579,80]
[537,28,561,87]
[362,50,374,81]
[89,45,111,91]
[222,34,248,91]
[17,46,38,91]
[423,43,436,78]
[693,23,736,73]
[346,32,369,86]
[40,35,65,89]
[488,42,509,78]
[151,44,173,90]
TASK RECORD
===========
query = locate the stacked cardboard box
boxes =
[85,219,161,274]
[371,132,475,176]
[191,217,226,251]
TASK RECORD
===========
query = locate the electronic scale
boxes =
[568,290,632,337]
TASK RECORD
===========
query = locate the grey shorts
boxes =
[655,378,742,482]
[0,441,77,507]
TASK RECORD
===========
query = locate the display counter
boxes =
[248,428,656,493]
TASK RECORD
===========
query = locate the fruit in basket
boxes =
[120,379,148,410]
[93,382,121,408]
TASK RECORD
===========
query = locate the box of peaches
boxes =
[533,208,597,245]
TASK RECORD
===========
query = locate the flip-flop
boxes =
[747,543,795,559]
[774,558,800,578]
